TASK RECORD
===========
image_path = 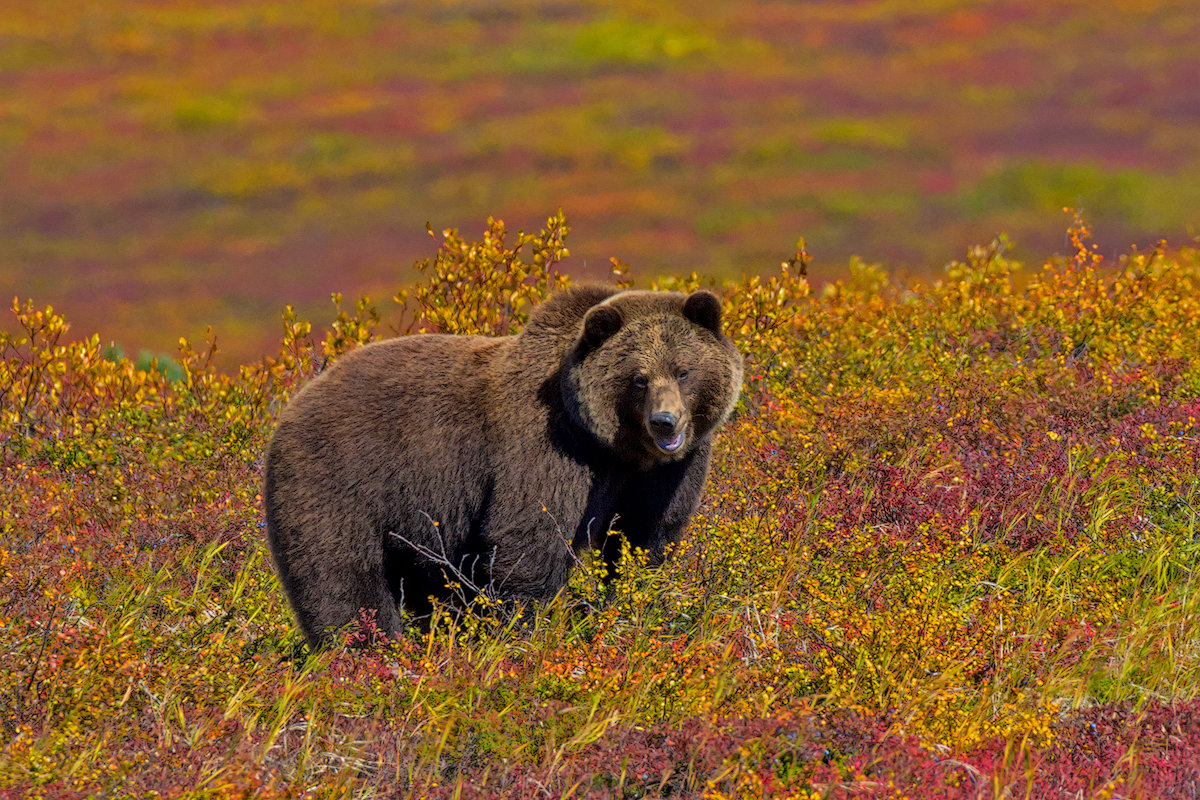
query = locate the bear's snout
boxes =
[646,382,687,453]
[649,410,679,435]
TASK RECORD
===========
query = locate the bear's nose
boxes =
[648,411,679,435]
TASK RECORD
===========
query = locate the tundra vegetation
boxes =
[3,213,1200,798]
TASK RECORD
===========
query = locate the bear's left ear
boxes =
[683,290,723,334]
[582,304,623,348]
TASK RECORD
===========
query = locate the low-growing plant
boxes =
[3,213,1200,798]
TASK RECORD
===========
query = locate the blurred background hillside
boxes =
[3,0,1199,367]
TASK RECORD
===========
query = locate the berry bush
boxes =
[3,214,1200,798]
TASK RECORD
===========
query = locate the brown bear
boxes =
[263,286,743,647]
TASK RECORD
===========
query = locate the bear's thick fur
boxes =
[264,286,743,647]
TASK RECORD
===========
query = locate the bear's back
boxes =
[279,334,501,431]
[268,335,507,528]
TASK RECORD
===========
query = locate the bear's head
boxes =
[564,289,744,467]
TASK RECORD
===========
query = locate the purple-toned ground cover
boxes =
[2,216,1200,797]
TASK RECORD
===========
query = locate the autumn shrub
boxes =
[2,213,1200,798]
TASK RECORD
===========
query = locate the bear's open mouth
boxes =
[654,429,686,453]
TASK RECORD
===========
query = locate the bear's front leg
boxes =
[607,441,712,583]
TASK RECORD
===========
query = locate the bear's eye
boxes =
[632,375,649,389]
[676,368,690,382]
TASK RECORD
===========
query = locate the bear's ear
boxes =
[582,305,623,348]
[683,290,723,334]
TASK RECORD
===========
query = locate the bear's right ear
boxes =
[582,305,623,348]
